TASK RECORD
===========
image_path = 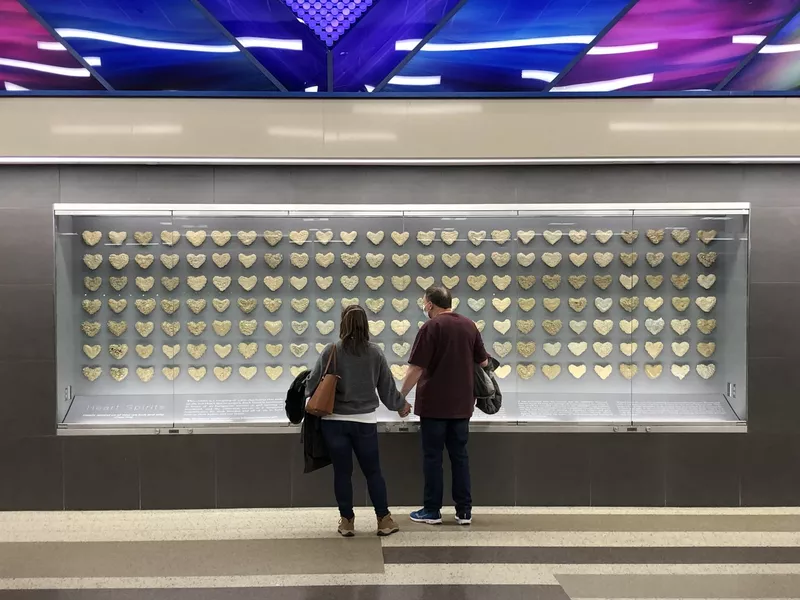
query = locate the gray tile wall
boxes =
[0,164,797,510]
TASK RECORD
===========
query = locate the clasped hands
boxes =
[398,400,412,418]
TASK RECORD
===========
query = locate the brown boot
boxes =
[338,517,355,537]
[377,513,400,537]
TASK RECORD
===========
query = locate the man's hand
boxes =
[398,401,412,418]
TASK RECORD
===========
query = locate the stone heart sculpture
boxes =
[542,365,561,380]
[82,299,102,315]
[238,366,258,381]
[288,230,308,245]
[620,318,639,334]
[366,231,384,245]
[212,320,232,336]
[644,296,663,312]
[135,276,154,293]
[672,297,690,312]
[365,253,385,268]
[365,275,384,291]
[388,253,409,269]
[237,298,258,314]
[696,363,716,379]
[568,341,588,356]
[162,344,180,359]
[442,275,459,289]
[468,230,486,246]
[290,298,310,313]
[594,252,613,268]
[208,253,230,268]
[645,364,663,379]
[263,321,283,336]
[697,318,717,334]
[569,297,587,312]
[315,320,335,335]
[161,231,180,246]
[671,364,690,380]
[620,252,638,268]
[569,319,587,334]
[184,298,205,314]
[311,276,332,291]
[365,298,384,313]
[416,275,435,290]
[646,252,664,268]
[109,344,128,360]
[518,297,536,312]
[568,275,587,290]
[620,297,640,312]
[645,341,664,359]
[316,298,335,313]
[518,319,535,334]
[466,253,485,268]
[209,298,228,313]
[315,230,333,245]
[672,342,690,357]
[594,364,613,380]
[390,364,408,380]
[512,252,535,268]
[492,341,512,358]
[392,275,411,291]
[696,296,717,312]
[620,274,639,290]
[290,276,308,290]
[491,252,511,267]
[108,231,127,245]
[594,229,613,244]
[342,298,359,309]
[697,342,716,358]
[645,275,663,290]
[161,367,180,381]
[391,231,410,246]
[621,230,639,244]
[620,364,638,380]
[568,364,587,379]
[239,319,258,336]
[265,366,284,381]
[417,254,435,269]
[416,231,435,246]
[491,229,511,244]
[82,231,102,246]
[543,230,562,245]
[263,276,283,292]
[186,231,207,247]
[593,319,613,336]
[467,298,485,312]
[83,254,103,270]
[493,275,511,290]
[211,230,231,247]
[492,297,512,312]
[593,342,613,358]
[620,342,638,357]
[290,367,308,378]
[83,344,101,359]
[569,229,588,245]
[668,274,689,290]
[135,254,154,269]
[697,230,717,245]
[672,252,690,266]
[107,320,128,337]
[542,319,562,335]
[697,274,716,289]
[569,252,588,267]
[265,343,283,357]
[594,274,613,290]
[187,321,207,336]
[135,298,156,315]
[646,229,665,244]
[595,297,613,313]
[213,366,232,382]
[136,344,154,359]
[671,319,691,335]
[441,230,459,245]
[187,275,207,292]
[236,253,255,269]
[517,230,535,244]
[263,253,283,269]
[542,252,562,268]
[291,252,310,268]
[187,343,207,360]
[391,319,411,336]
[440,253,460,268]
[263,298,283,312]
[697,252,717,268]
[467,275,487,291]
[493,319,511,335]
[671,229,690,245]
[517,341,536,358]
[392,298,409,312]
[85,276,103,292]
[110,367,129,382]
[517,364,536,379]
[159,254,179,270]
[368,320,385,336]
[186,254,206,269]
[645,317,665,335]
[518,275,536,290]
[259,231,281,247]
[341,252,360,269]
[211,275,230,292]
[135,321,154,337]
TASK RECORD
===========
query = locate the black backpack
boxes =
[475,356,502,415]
[286,368,310,424]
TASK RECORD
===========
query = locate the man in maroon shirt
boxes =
[400,285,489,525]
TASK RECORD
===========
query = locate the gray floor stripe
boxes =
[0,540,384,578]
[0,586,571,600]
[558,574,800,598]
[384,546,800,564]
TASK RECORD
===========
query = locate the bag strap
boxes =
[322,343,336,375]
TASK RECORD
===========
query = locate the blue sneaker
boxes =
[410,508,442,525]
[455,511,472,525]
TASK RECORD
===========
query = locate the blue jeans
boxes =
[420,417,471,513]
[321,420,389,519]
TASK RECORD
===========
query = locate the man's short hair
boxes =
[425,285,452,309]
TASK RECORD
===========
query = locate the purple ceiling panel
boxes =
[554,0,799,92]
[0,0,103,91]
[333,0,460,92]
[725,12,800,90]
[281,0,377,47]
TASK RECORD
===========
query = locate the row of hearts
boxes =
[81,250,719,271]
[81,317,718,338]
[80,362,716,383]
[82,229,719,247]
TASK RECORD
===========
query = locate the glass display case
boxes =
[54,203,749,434]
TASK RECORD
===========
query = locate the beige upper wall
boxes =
[1,97,800,162]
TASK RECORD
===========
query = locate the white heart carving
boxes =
[368,320,385,336]
[238,275,257,291]
[211,230,231,246]
[82,231,101,246]
[696,296,717,312]
[569,252,588,267]
[542,365,561,380]
[594,229,613,244]
[288,230,308,245]
[391,319,411,336]
[492,341,512,358]
[442,275,459,289]
[315,230,333,245]
[595,297,612,313]
[416,231,435,246]
[237,231,257,246]
[416,276,435,290]
[468,230,486,246]
[568,341,587,356]
[466,253,485,268]
[391,231,409,246]
[238,253,256,268]
[645,341,664,359]
[593,319,613,335]
[517,230,535,244]
[593,252,614,268]
[316,320,335,335]
[468,298,485,312]
[366,231,384,245]
[570,320,587,334]
[493,319,511,334]
[696,364,716,379]
[543,230,563,245]
[543,342,561,357]
[392,275,411,291]
[672,342,690,357]
[186,253,206,269]
[697,274,717,289]
[593,342,613,358]
[491,252,511,267]
[517,252,535,267]
[417,254,435,268]
[340,231,358,246]
[290,276,308,290]
[186,231,207,247]
[492,297,511,312]
[493,275,511,290]
[392,298,409,312]
[265,366,284,381]
[645,317,665,335]
[595,364,613,380]
[341,252,360,269]
[569,229,587,244]
[671,364,691,380]
[542,252,562,268]
[568,364,587,379]
[441,230,459,245]
[671,319,691,335]
[620,342,638,357]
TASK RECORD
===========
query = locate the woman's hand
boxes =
[398,401,412,418]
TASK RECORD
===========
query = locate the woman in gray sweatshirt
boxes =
[305,304,410,537]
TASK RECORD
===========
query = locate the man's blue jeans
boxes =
[420,417,471,513]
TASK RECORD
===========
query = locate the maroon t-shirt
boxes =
[408,311,489,419]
